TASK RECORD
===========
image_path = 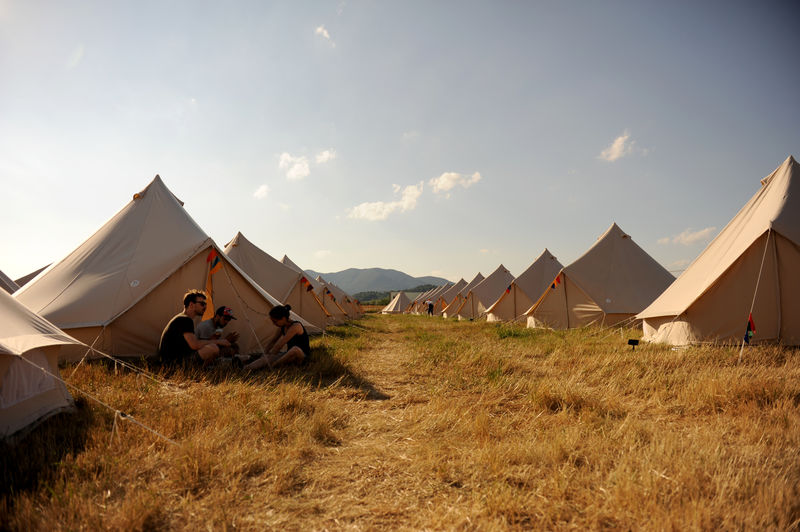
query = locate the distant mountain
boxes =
[305,267,450,295]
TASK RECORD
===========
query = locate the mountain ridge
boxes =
[305,267,450,295]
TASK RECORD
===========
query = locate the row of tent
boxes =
[3,155,798,438]
[2,176,367,437]
[386,156,800,347]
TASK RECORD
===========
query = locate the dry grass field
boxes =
[3,314,800,530]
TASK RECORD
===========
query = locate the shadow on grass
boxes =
[82,344,391,401]
[0,398,92,498]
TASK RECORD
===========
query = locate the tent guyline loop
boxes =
[739,229,772,364]
[19,356,178,447]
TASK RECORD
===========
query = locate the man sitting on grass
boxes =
[196,305,240,357]
[158,290,231,367]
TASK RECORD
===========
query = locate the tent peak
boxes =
[133,175,185,206]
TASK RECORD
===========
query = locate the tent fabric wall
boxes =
[224,232,331,329]
[453,265,514,321]
[1,289,83,438]
[435,279,466,314]
[281,256,348,324]
[442,273,484,317]
[486,249,563,322]
[527,223,673,329]
[0,270,19,294]
[639,156,800,346]
[13,176,309,360]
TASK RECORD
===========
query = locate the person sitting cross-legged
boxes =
[245,304,310,371]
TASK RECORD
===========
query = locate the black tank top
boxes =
[284,321,310,356]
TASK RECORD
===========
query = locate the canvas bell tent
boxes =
[282,256,348,324]
[317,277,362,319]
[486,249,563,322]
[638,156,800,345]
[442,273,484,317]
[1,288,83,438]
[382,291,411,314]
[526,223,673,329]
[224,232,331,329]
[452,265,514,320]
[14,176,317,361]
[435,278,467,314]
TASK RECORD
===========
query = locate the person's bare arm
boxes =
[268,323,302,355]
[183,332,230,350]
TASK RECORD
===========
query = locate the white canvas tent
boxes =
[224,232,331,329]
[486,249,563,322]
[442,273,484,317]
[382,291,411,314]
[15,176,317,361]
[526,223,673,329]
[452,265,514,320]
[317,277,362,319]
[0,270,20,294]
[281,256,348,324]
[408,287,435,314]
[638,155,800,345]
[434,279,467,314]
[1,288,82,438]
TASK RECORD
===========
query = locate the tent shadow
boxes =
[0,398,93,498]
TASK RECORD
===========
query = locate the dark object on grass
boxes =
[628,339,639,351]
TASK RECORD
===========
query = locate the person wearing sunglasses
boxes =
[158,289,231,367]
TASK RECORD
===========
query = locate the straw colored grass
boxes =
[2,314,799,530]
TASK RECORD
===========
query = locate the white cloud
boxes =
[315,149,336,164]
[65,44,85,70]
[669,259,691,270]
[279,152,310,181]
[402,131,419,141]
[659,227,717,246]
[278,202,290,211]
[479,249,489,254]
[599,130,634,162]
[428,171,482,194]
[315,249,332,259]
[347,182,423,221]
[253,184,270,199]
[315,25,335,47]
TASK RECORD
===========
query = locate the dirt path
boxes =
[297,318,443,526]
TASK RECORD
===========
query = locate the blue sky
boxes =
[1,1,798,283]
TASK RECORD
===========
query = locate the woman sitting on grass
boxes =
[244,304,310,370]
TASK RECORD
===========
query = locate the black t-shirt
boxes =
[158,313,195,364]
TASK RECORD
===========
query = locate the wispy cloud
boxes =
[479,249,489,254]
[402,130,419,141]
[669,259,691,270]
[315,25,335,47]
[347,182,423,221]
[315,149,336,164]
[658,227,717,246]
[315,249,332,259]
[279,152,310,181]
[428,171,482,195]
[65,44,85,70]
[253,184,271,199]
[278,203,290,211]
[599,130,635,162]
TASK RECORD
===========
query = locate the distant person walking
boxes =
[426,299,434,316]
